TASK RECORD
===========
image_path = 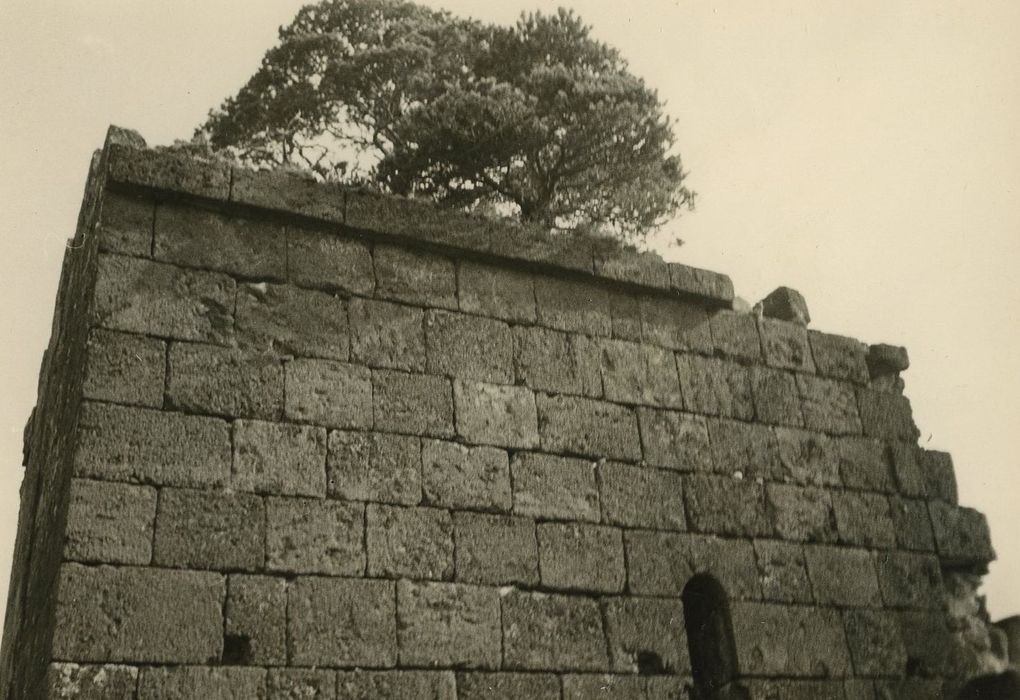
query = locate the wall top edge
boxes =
[99,125,735,309]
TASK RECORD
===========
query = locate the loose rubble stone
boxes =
[755,286,810,325]
[866,343,910,377]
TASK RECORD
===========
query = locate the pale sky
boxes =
[1,0,1017,625]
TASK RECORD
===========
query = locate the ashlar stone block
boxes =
[233,420,327,497]
[82,329,165,408]
[536,522,625,593]
[327,430,421,506]
[422,439,510,512]
[396,580,501,669]
[366,504,453,580]
[64,478,156,565]
[501,590,609,672]
[510,452,599,522]
[266,497,365,576]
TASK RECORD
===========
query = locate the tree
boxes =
[198,0,694,240]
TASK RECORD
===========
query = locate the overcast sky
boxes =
[1,1,1017,622]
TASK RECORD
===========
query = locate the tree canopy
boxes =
[198,0,694,240]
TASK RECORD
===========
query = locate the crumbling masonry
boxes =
[0,127,1004,699]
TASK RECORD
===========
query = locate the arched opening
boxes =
[682,574,740,700]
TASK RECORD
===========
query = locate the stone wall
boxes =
[0,127,1002,699]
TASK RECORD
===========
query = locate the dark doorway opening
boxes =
[682,574,739,700]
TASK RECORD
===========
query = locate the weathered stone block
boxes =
[226,574,287,666]
[74,402,230,488]
[349,297,427,371]
[231,167,346,223]
[831,491,897,548]
[875,551,942,609]
[867,343,910,377]
[561,674,646,700]
[536,394,640,461]
[233,420,327,497]
[396,580,501,668]
[288,577,396,667]
[52,564,225,664]
[454,380,539,449]
[741,679,847,700]
[46,663,138,700]
[453,512,538,586]
[534,275,612,337]
[537,522,625,593]
[730,602,851,677]
[888,496,936,552]
[372,369,454,438]
[887,442,926,497]
[669,263,734,303]
[918,449,958,504]
[266,497,364,575]
[457,260,536,323]
[638,408,712,472]
[929,501,995,567]
[756,286,810,325]
[327,430,421,505]
[758,317,815,372]
[842,609,907,677]
[804,545,882,607]
[709,310,762,362]
[836,437,895,492]
[754,539,813,604]
[501,590,608,671]
[267,669,336,700]
[599,339,683,408]
[639,295,713,353]
[284,358,372,429]
[706,418,781,480]
[749,367,804,427]
[153,488,265,571]
[335,670,455,699]
[608,290,642,341]
[857,388,919,441]
[594,248,670,288]
[96,191,154,256]
[809,330,869,384]
[603,597,689,674]
[773,427,842,487]
[366,504,453,580]
[457,672,560,700]
[425,310,513,383]
[82,329,165,408]
[288,227,374,295]
[154,203,286,279]
[796,374,862,435]
[93,254,234,344]
[422,439,510,512]
[685,474,772,537]
[106,143,230,199]
[895,609,953,678]
[510,452,599,522]
[676,354,754,419]
[374,244,456,309]
[624,531,760,600]
[167,343,283,419]
[766,484,837,543]
[512,326,601,397]
[236,283,348,361]
[598,462,685,530]
[136,667,267,699]
[64,478,156,565]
